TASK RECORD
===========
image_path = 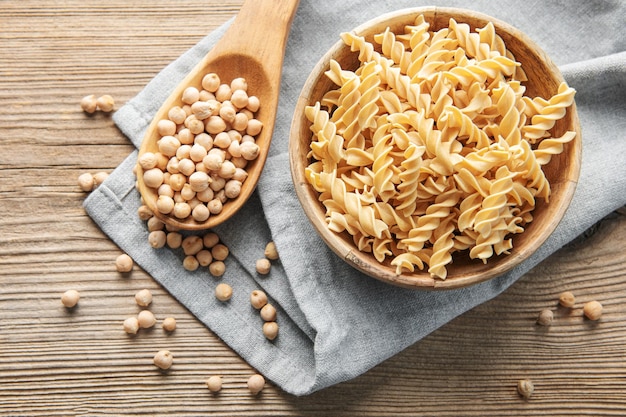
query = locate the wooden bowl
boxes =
[289,7,581,290]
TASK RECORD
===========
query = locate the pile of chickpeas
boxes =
[138,73,262,223]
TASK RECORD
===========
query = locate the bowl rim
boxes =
[289,6,582,290]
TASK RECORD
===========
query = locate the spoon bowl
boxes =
[136,0,299,230]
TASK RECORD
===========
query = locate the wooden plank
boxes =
[1,1,625,415]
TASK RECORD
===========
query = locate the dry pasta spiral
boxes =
[304,15,577,279]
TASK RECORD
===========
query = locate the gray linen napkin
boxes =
[84,0,626,395]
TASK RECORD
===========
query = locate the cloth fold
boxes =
[84,0,626,395]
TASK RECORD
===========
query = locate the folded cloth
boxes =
[84,0,626,395]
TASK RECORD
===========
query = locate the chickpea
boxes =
[536,309,553,326]
[260,303,277,322]
[232,112,249,131]
[211,244,229,261]
[77,172,95,192]
[219,104,236,124]
[215,283,233,302]
[168,173,187,191]
[246,119,263,136]
[148,230,167,248]
[177,128,195,145]
[205,116,227,135]
[196,187,214,203]
[146,217,165,232]
[203,232,220,248]
[230,89,249,109]
[158,136,181,157]
[191,100,214,120]
[209,175,226,192]
[115,254,134,273]
[96,95,115,112]
[213,132,232,149]
[166,231,183,249]
[196,249,213,267]
[583,300,603,320]
[183,255,200,271]
[162,317,177,332]
[137,205,153,221]
[227,139,241,158]
[203,151,224,171]
[263,322,279,341]
[206,375,222,393]
[230,77,248,92]
[61,289,80,308]
[156,195,175,214]
[192,204,210,222]
[264,241,279,260]
[166,156,180,174]
[185,115,205,135]
[207,199,223,215]
[153,350,173,370]
[189,171,211,193]
[182,235,204,256]
[143,168,165,189]
[247,374,265,395]
[250,290,268,310]
[80,94,98,113]
[232,167,249,183]
[558,291,575,308]
[194,132,213,150]
[175,145,192,161]
[201,73,221,92]
[135,289,153,307]
[239,142,260,161]
[157,183,174,198]
[93,171,109,188]
[517,379,534,399]
[199,90,215,101]
[157,119,177,136]
[209,261,226,277]
[246,96,260,112]
[182,86,200,104]
[173,202,191,219]
[168,106,187,124]
[180,183,196,201]
[189,143,208,162]
[256,258,271,275]
[224,180,242,199]
[123,316,140,334]
[215,84,232,102]
[138,152,158,170]
[138,310,157,329]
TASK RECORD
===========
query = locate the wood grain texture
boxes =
[1,1,625,416]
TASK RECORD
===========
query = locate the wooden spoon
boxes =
[136,0,300,230]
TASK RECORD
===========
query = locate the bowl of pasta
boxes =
[289,7,581,289]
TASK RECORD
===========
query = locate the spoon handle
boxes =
[214,0,300,62]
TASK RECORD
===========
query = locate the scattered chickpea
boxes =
[215,283,233,302]
[162,317,177,332]
[77,172,95,192]
[196,249,213,267]
[148,230,167,249]
[96,95,115,112]
[262,321,279,341]
[203,232,220,248]
[137,310,157,329]
[256,258,271,275]
[209,260,226,277]
[211,243,229,261]
[182,235,204,256]
[206,375,223,393]
[93,171,109,188]
[536,309,553,326]
[260,303,277,322]
[80,94,98,113]
[123,316,140,334]
[61,289,80,308]
[247,374,265,395]
[250,290,268,310]
[583,300,603,321]
[264,241,279,260]
[166,231,183,249]
[147,216,164,232]
[135,289,153,307]
[115,253,134,273]
[183,255,200,271]
[558,291,576,308]
[517,379,534,399]
[137,205,153,221]
[153,350,173,370]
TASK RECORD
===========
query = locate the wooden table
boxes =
[2,1,625,415]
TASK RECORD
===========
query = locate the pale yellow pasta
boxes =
[304,16,576,279]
